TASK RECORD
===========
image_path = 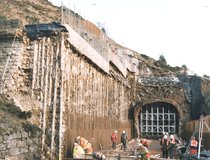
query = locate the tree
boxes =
[158,54,167,65]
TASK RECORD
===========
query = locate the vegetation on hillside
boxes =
[0,0,60,25]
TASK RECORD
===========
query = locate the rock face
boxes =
[0,102,41,160]
[0,1,210,159]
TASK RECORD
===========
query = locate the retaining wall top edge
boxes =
[64,24,110,74]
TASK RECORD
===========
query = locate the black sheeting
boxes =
[178,76,204,120]
[24,21,68,40]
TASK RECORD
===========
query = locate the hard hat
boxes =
[162,131,165,135]
[115,130,117,133]
[102,155,106,159]
[77,136,80,139]
[164,135,167,139]
[170,135,174,139]
[122,130,125,133]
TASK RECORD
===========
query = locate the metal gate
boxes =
[139,102,178,137]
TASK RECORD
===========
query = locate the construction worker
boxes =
[160,135,170,158]
[138,143,150,160]
[111,130,118,149]
[76,136,93,154]
[169,134,177,159]
[140,138,151,148]
[73,142,85,158]
[77,136,88,147]
[190,136,198,155]
[84,142,93,154]
[121,130,128,151]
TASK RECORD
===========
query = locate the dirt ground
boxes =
[97,139,162,159]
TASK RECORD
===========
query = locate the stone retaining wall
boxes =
[0,131,40,160]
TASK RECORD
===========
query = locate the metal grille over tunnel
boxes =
[139,102,178,137]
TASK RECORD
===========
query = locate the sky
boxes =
[49,0,210,76]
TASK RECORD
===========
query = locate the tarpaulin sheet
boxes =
[25,21,68,40]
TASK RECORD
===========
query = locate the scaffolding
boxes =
[140,103,177,137]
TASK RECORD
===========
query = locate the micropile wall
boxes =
[0,21,133,159]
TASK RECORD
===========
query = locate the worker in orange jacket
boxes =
[76,136,93,154]
[190,136,198,155]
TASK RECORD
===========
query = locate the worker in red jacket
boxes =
[111,130,118,149]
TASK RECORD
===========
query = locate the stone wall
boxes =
[133,76,191,137]
[0,23,42,159]
[0,130,40,160]
[0,37,23,94]
[0,104,41,160]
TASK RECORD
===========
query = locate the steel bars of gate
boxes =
[140,103,176,137]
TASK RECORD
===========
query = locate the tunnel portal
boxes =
[139,102,179,137]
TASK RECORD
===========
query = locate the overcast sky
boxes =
[49,0,210,76]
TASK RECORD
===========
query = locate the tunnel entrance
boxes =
[139,102,179,138]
